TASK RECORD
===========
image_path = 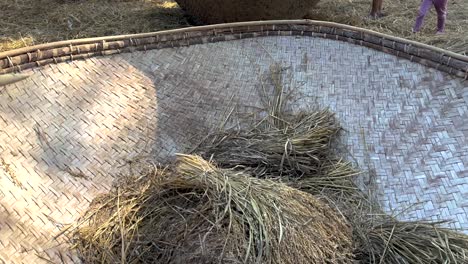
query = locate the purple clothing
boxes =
[413,0,448,32]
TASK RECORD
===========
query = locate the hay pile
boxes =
[193,65,358,196]
[71,104,468,263]
[193,108,363,194]
[195,110,341,179]
[174,0,320,24]
[71,108,468,263]
[71,66,468,263]
[73,155,353,263]
[192,110,468,263]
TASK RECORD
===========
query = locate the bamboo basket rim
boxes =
[1,20,467,79]
[1,20,466,62]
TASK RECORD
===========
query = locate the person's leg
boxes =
[370,0,384,18]
[413,0,433,32]
[434,0,448,33]
[377,0,383,15]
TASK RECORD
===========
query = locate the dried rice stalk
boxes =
[73,155,353,264]
[195,109,342,180]
[355,218,468,264]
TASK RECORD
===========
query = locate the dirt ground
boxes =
[0,0,466,54]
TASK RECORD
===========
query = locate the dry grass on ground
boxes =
[0,0,189,52]
[307,0,467,55]
[0,0,466,54]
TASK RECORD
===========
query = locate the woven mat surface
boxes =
[0,36,467,263]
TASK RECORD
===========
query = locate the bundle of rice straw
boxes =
[72,64,468,263]
[193,107,363,199]
[193,113,468,263]
[354,217,468,263]
[195,110,342,179]
[73,155,353,263]
[193,63,357,194]
[192,105,468,263]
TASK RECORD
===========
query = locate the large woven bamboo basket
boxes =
[175,0,321,23]
[0,20,467,263]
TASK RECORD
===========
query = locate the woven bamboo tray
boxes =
[0,20,467,263]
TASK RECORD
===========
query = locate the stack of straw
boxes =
[73,155,353,263]
[71,65,468,263]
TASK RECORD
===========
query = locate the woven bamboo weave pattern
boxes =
[0,35,467,263]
